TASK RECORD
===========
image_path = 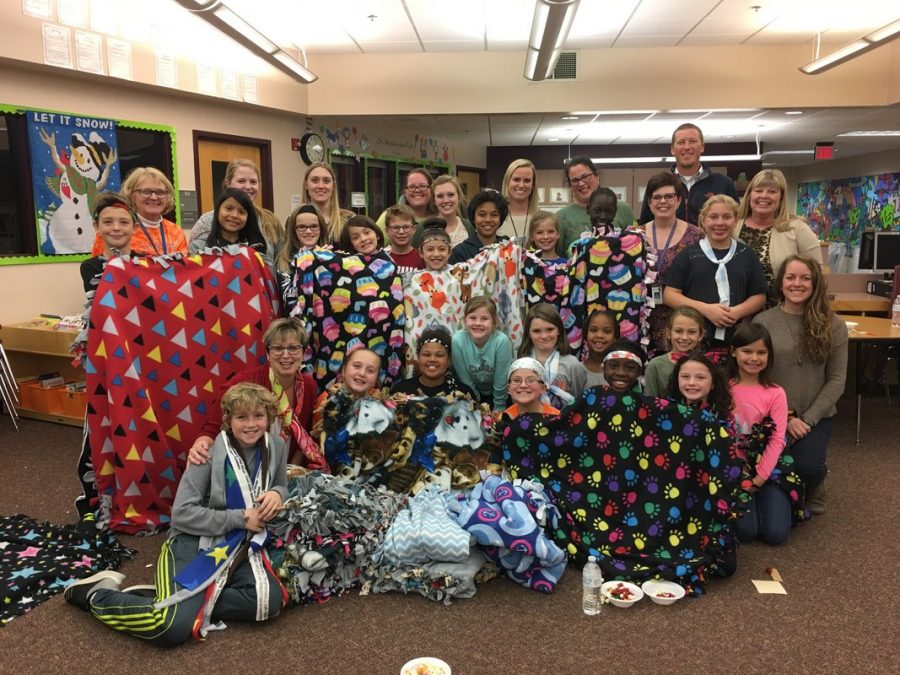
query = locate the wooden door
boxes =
[456,168,482,201]
[193,133,272,214]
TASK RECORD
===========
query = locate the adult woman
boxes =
[662,195,766,348]
[500,158,538,244]
[414,174,474,249]
[275,204,329,303]
[189,159,282,255]
[736,169,822,308]
[90,167,187,256]
[301,162,352,245]
[643,172,703,353]
[557,157,636,255]
[188,317,327,471]
[376,168,437,230]
[754,256,847,514]
[189,188,273,265]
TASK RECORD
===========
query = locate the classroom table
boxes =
[839,315,900,444]
[829,293,891,315]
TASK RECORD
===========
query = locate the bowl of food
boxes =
[641,579,686,605]
[401,657,451,675]
[601,580,643,608]
[844,321,859,331]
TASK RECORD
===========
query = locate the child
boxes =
[644,307,705,397]
[587,187,619,236]
[452,295,514,412]
[450,189,509,264]
[418,227,453,272]
[80,192,139,293]
[384,203,424,273]
[65,382,288,646]
[667,350,733,416]
[518,303,585,409]
[190,188,269,260]
[601,339,646,394]
[339,214,385,255]
[663,195,766,347]
[275,205,329,303]
[315,347,384,415]
[526,211,566,264]
[503,357,560,418]
[581,310,620,388]
[391,327,476,398]
[727,323,791,545]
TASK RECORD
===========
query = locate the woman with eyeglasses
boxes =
[89,166,187,256]
[376,168,438,232]
[643,172,702,354]
[189,159,283,259]
[557,156,636,255]
[187,317,328,471]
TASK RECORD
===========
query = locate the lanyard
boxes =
[138,220,167,255]
[652,220,677,266]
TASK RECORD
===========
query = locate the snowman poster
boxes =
[27,111,120,254]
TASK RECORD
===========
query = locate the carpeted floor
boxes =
[0,396,897,675]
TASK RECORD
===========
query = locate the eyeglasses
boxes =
[134,188,169,198]
[388,224,414,231]
[569,172,595,186]
[406,184,430,193]
[650,193,679,203]
[295,224,320,231]
[509,376,541,386]
[268,344,303,355]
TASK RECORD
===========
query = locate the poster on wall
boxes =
[27,110,120,254]
[797,172,900,247]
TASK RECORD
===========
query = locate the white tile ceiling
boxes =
[182,1,900,163]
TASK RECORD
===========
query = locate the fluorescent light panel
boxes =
[836,130,900,137]
[524,0,580,81]
[589,154,761,165]
[801,16,900,74]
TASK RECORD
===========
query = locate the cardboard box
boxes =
[1,321,80,356]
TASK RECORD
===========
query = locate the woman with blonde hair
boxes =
[500,158,539,244]
[736,168,822,308]
[90,166,187,256]
[189,159,282,255]
[414,174,475,249]
[754,255,847,514]
[301,162,353,245]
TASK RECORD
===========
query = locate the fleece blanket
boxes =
[501,389,742,592]
[84,249,279,533]
[288,249,405,390]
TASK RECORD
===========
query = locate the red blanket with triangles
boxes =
[84,249,280,533]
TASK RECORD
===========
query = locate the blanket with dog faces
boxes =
[501,388,742,593]
[289,249,405,391]
[84,249,279,533]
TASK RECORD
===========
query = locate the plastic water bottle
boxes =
[582,555,603,615]
[892,295,900,328]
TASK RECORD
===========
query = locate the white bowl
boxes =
[401,657,452,675]
[844,321,859,330]
[641,579,686,605]
[601,580,644,607]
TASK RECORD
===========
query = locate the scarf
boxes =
[698,237,737,341]
[156,433,275,638]
[269,368,329,471]
[532,352,575,408]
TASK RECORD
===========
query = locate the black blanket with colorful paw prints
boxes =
[501,388,742,593]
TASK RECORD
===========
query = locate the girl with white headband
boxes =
[502,357,560,419]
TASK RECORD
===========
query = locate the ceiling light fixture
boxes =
[785,111,803,115]
[800,18,900,74]
[561,116,579,120]
[173,0,317,83]
[524,0,580,81]
[589,154,762,165]
[836,130,900,137]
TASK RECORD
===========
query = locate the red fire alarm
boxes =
[291,137,301,151]
[814,142,834,160]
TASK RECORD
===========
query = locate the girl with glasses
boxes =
[275,204,329,307]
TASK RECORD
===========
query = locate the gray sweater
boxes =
[644,354,676,398]
[753,308,848,425]
[169,431,288,540]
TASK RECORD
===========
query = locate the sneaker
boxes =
[64,570,126,610]
[121,584,156,597]
[806,480,826,515]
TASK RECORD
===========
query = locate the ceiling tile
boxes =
[422,40,486,52]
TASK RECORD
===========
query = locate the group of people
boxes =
[68,121,847,647]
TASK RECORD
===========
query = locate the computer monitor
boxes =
[873,231,900,274]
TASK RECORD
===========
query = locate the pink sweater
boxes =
[731,382,788,481]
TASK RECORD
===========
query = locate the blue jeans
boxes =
[789,416,833,490]
[734,483,792,545]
